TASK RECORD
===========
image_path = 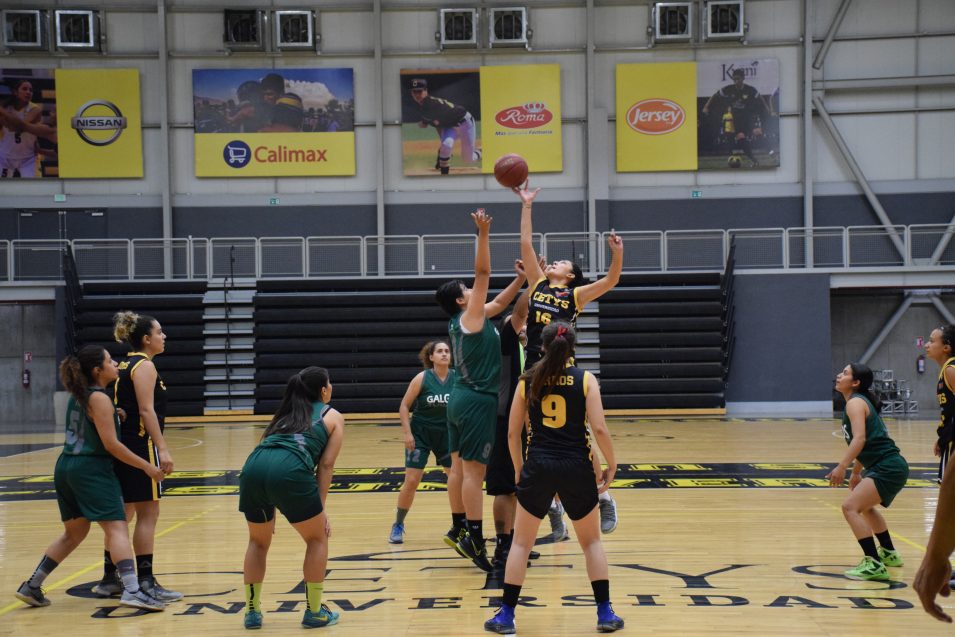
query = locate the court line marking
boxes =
[0,504,222,617]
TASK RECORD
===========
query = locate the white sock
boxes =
[599,491,612,502]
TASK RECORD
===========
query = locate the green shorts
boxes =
[863,454,909,508]
[238,447,324,524]
[446,387,497,464]
[406,421,451,470]
[54,454,126,522]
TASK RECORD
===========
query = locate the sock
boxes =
[858,536,879,561]
[591,579,610,604]
[467,520,484,546]
[875,530,895,551]
[502,582,522,607]
[452,512,466,531]
[395,507,409,525]
[598,491,612,502]
[116,559,140,593]
[245,582,262,613]
[305,581,324,613]
[103,550,117,577]
[136,554,154,581]
[27,555,59,588]
[496,533,509,548]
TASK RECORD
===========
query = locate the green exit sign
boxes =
[691,190,702,198]
[269,197,280,206]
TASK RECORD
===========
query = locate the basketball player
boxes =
[434,211,526,571]
[925,325,955,482]
[701,68,773,167]
[93,312,181,602]
[827,363,909,581]
[915,454,955,622]
[239,367,343,629]
[514,183,624,536]
[0,79,42,178]
[388,340,456,544]
[16,346,164,612]
[409,78,481,175]
[485,322,624,634]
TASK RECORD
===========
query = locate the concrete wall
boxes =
[0,303,57,431]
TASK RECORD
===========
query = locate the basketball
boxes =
[494,154,529,189]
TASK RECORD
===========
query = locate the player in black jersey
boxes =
[926,325,955,483]
[409,78,481,175]
[514,182,624,536]
[485,322,623,634]
[702,68,773,167]
[93,311,182,603]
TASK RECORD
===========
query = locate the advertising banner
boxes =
[193,68,355,177]
[0,69,56,178]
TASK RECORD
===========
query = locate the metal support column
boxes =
[374,0,386,276]
[802,0,815,266]
[158,0,173,277]
[812,0,852,70]
[858,294,914,365]
[930,295,955,326]
[585,0,598,277]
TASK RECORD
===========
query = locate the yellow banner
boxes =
[480,64,562,174]
[616,63,697,172]
[54,69,143,178]
[195,133,356,177]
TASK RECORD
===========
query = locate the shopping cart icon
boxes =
[227,144,248,164]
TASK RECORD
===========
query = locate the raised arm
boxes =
[485,259,527,319]
[461,209,492,333]
[576,233,624,308]
[514,183,545,284]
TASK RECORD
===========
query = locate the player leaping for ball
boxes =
[409,78,481,175]
[513,183,625,539]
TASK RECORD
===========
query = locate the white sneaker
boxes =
[599,495,618,534]
[120,588,165,612]
[548,502,569,541]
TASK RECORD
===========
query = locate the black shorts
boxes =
[114,436,161,503]
[516,454,598,521]
[486,415,526,496]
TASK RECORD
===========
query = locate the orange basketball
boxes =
[494,154,529,189]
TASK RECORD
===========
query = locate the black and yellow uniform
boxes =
[446,313,501,464]
[55,388,126,522]
[239,402,332,524]
[416,95,469,129]
[841,394,909,507]
[406,369,454,470]
[936,356,955,480]
[516,365,598,521]
[113,352,167,503]
[525,278,582,369]
[486,315,526,496]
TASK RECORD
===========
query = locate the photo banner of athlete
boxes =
[479,64,562,174]
[399,64,562,176]
[0,69,57,178]
[193,68,355,177]
[616,62,698,172]
[55,68,143,178]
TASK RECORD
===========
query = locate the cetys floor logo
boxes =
[224,140,252,168]
[70,100,128,146]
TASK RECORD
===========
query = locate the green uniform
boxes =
[841,394,909,507]
[55,388,126,522]
[239,402,332,524]
[447,313,501,464]
[406,369,454,469]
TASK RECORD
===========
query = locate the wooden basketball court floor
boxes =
[0,416,951,636]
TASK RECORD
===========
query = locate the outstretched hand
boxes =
[512,180,541,205]
[471,208,492,232]
[607,232,623,253]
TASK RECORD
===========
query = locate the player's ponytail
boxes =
[59,345,109,413]
[848,362,882,414]
[113,310,156,349]
[523,321,576,406]
[262,366,330,439]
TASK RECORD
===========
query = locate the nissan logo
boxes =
[70,100,127,146]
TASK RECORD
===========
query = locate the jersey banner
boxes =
[616,62,698,172]
[0,68,57,179]
[55,68,143,178]
[193,68,355,177]
[399,64,562,177]
[479,64,562,174]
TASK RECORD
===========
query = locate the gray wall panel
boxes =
[172,206,378,238]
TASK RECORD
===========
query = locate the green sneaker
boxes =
[877,547,904,567]
[302,603,339,628]
[844,556,889,581]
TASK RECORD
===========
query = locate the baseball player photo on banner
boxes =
[0,69,57,179]
[193,68,355,177]
[616,62,697,172]
[55,68,143,178]
[697,59,780,170]
[479,63,562,174]
[400,69,482,176]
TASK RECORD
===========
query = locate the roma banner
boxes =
[479,64,562,174]
[193,68,355,177]
[56,69,143,178]
[616,63,697,172]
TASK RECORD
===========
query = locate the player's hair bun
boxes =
[112,310,140,343]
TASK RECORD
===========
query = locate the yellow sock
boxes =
[245,582,262,613]
[305,581,324,612]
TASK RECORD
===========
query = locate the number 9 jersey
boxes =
[525,277,582,367]
[520,365,592,463]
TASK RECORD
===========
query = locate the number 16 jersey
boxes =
[525,277,582,365]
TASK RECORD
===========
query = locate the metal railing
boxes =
[4,224,955,282]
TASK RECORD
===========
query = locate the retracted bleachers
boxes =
[254,276,520,415]
[597,272,733,411]
[73,281,207,416]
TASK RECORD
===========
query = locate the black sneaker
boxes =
[15,581,50,607]
[444,527,468,558]
[457,532,493,572]
[528,550,541,560]
[139,577,183,602]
